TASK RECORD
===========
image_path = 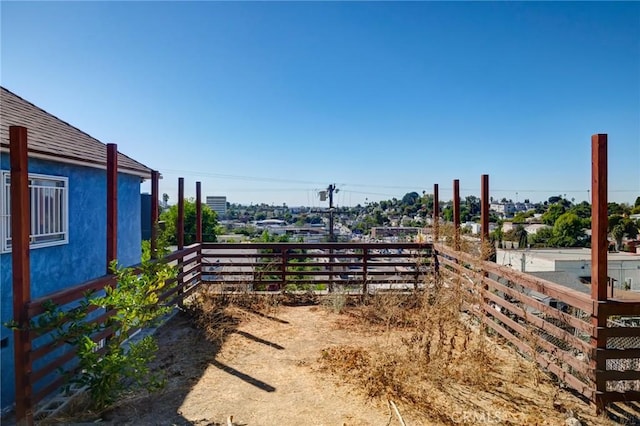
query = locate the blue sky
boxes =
[2,2,638,207]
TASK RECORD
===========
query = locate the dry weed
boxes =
[184,290,282,344]
[319,281,504,424]
[318,227,575,425]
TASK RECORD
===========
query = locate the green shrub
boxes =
[7,247,176,410]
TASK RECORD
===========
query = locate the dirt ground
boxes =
[97,304,401,425]
[49,302,635,425]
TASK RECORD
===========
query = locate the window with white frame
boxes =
[1,171,69,253]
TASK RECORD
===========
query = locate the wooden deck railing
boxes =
[12,240,640,419]
[434,243,640,408]
[22,244,200,414]
[199,242,433,293]
[9,122,631,426]
[435,243,596,400]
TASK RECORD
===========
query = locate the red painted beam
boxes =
[177,177,184,250]
[10,126,34,425]
[196,181,202,243]
[481,174,490,248]
[590,133,608,411]
[591,134,608,302]
[433,183,439,241]
[453,179,460,250]
[106,144,118,271]
[150,170,159,259]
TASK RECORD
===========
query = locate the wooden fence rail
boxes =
[434,243,640,408]
[11,240,640,419]
[199,242,433,293]
[20,244,200,414]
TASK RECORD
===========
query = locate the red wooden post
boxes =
[362,248,368,294]
[106,144,118,272]
[150,170,159,259]
[481,174,490,251]
[177,177,184,250]
[10,126,34,426]
[433,184,439,242]
[280,247,287,291]
[195,181,202,243]
[591,134,608,410]
[453,179,460,250]
[176,178,185,305]
[480,174,491,305]
[591,134,608,301]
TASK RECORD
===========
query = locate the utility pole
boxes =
[328,184,336,242]
[321,184,339,293]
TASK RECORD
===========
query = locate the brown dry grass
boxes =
[315,232,616,426]
[31,232,629,425]
[317,288,615,425]
[38,287,624,425]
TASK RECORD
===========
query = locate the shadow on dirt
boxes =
[85,298,262,425]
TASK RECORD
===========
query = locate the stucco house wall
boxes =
[0,87,152,412]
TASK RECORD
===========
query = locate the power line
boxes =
[158,168,637,196]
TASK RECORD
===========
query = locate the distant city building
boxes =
[490,202,535,219]
[206,196,227,218]
[462,222,481,234]
[371,227,422,239]
[496,248,640,292]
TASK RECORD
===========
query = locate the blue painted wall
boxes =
[0,153,143,410]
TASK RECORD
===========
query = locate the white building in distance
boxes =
[206,196,227,218]
[496,248,640,292]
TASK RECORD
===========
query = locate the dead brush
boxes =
[318,225,509,423]
[183,287,282,344]
[182,291,241,344]
[356,292,423,331]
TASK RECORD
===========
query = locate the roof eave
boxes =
[0,146,152,179]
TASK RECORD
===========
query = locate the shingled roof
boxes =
[0,87,152,178]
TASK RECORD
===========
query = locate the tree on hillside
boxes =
[610,218,639,251]
[490,222,504,248]
[373,208,386,226]
[612,224,626,251]
[512,211,534,224]
[464,196,481,217]
[529,227,554,248]
[256,230,290,243]
[160,199,218,245]
[402,192,420,205]
[549,212,586,247]
[542,203,566,226]
[515,226,529,249]
[443,205,453,222]
[420,192,434,216]
[608,202,631,216]
[569,201,591,219]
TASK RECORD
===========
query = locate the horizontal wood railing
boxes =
[17,240,640,414]
[199,242,433,293]
[24,244,200,409]
[434,243,640,406]
[596,302,640,404]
